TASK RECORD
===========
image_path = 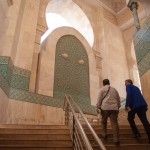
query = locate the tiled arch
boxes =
[38,27,99,105]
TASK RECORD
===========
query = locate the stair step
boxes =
[101,138,149,144]
[0,129,70,134]
[0,140,72,147]
[0,125,69,129]
[93,144,150,150]
[0,148,72,150]
[0,134,71,140]
[86,128,145,132]
[87,133,148,139]
[0,124,149,150]
[104,144,150,150]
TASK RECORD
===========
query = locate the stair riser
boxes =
[87,133,148,139]
[0,134,71,140]
[85,128,146,133]
[0,148,72,150]
[0,129,70,134]
[0,125,69,129]
[0,140,72,147]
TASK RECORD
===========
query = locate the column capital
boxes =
[127,0,138,11]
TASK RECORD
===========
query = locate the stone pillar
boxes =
[128,0,141,31]
[14,0,41,71]
[0,0,22,57]
[29,0,49,92]
[93,50,103,88]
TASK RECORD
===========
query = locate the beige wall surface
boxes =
[0,0,21,58]
[2,0,148,125]
[0,89,9,123]
[141,70,150,120]
[102,19,129,98]
[0,0,9,40]
[0,89,65,125]
[139,0,150,16]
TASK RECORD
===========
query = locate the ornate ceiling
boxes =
[99,0,126,13]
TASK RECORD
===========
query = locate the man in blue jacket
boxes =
[125,79,150,143]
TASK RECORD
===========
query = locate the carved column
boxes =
[93,50,103,88]
[128,0,141,31]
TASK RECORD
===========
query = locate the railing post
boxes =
[65,103,69,125]
[72,116,75,149]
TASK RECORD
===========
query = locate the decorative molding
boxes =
[78,60,84,65]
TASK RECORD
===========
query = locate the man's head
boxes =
[125,79,133,86]
[103,79,110,86]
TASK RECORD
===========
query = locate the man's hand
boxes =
[125,107,131,112]
[97,108,101,114]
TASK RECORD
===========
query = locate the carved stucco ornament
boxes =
[61,53,68,59]
[78,60,84,65]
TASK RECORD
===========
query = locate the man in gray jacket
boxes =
[97,79,121,145]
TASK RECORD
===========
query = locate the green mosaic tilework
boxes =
[0,56,9,80]
[0,56,9,64]
[0,64,8,80]
[0,56,13,86]
[137,51,150,76]
[135,27,150,63]
[133,15,150,76]
[9,88,64,108]
[0,74,10,96]
[0,56,30,90]
[0,66,125,116]
[53,35,90,105]
[134,15,150,46]
[11,66,30,90]
[0,56,98,115]
[8,88,97,115]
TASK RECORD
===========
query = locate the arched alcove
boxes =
[41,0,94,47]
[37,27,99,105]
[53,35,90,105]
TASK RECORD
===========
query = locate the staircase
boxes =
[0,124,72,150]
[88,124,150,150]
[0,124,150,150]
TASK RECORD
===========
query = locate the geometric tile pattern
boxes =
[0,74,10,96]
[11,66,30,90]
[53,35,90,105]
[134,15,150,77]
[0,56,97,115]
[0,56,125,115]
[9,88,97,115]
[0,56,30,90]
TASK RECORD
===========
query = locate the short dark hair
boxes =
[103,79,110,86]
[125,79,133,85]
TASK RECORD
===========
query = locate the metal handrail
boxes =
[65,95,93,150]
[69,95,106,150]
[64,95,106,150]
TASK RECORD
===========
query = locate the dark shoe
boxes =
[102,135,107,140]
[114,141,120,146]
[133,133,141,138]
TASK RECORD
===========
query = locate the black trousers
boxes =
[128,105,150,142]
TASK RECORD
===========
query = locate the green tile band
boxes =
[134,15,150,76]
